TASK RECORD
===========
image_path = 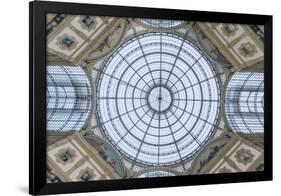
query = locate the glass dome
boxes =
[96,32,220,166]
[138,19,185,28]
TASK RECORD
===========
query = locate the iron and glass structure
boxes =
[225,72,264,133]
[138,19,185,28]
[96,32,221,166]
[47,65,92,131]
[137,171,175,178]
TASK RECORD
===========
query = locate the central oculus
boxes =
[148,86,172,113]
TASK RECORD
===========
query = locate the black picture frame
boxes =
[29,1,273,195]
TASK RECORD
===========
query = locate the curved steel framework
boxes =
[97,32,221,166]
[47,65,92,131]
[225,72,264,133]
[137,171,175,178]
[138,19,184,28]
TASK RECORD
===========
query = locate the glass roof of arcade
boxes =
[139,19,185,28]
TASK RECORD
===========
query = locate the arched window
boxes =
[225,72,264,133]
[47,65,92,131]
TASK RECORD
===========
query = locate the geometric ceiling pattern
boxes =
[46,15,265,182]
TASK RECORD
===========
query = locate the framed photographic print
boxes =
[29,1,273,195]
